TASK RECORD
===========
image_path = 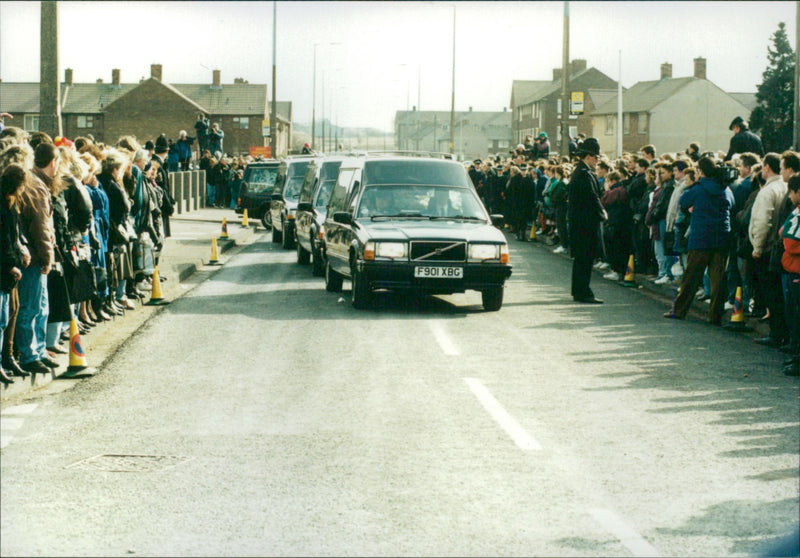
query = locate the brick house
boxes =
[510,59,619,150]
[0,64,293,158]
[591,57,753,156]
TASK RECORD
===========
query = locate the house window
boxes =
[77,115,94,128]
[498,140,510,149]
[233,117,249,129]
[623,113,631,135]
[638,113,647,134]
[605,115,615,135]
[24,114,40,132]
[557,99,562,116]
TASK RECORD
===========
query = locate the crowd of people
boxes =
[467,119,800,377]
[0,123,178,385]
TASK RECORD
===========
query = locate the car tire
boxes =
[482,287,504,311]
[350,267,372,309]
[311,247,325,277]
[260,206,272,230]
[281,221,295,250]
[297,240,311,265]
[325,261,343,293]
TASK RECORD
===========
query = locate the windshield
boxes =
[363,160,471,187]
[245,166,278,193]
[289,161,311,178]
[315,179,336,208]
[284,176,305,199]
[355,185,486,220]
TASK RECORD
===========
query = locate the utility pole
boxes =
[416,64,421,151]
[560,0,570,157]
[312,43,318,150]
[39,1,62,139]
[449,6,456,155]
[270,0,277,158]
[617,50,623,157]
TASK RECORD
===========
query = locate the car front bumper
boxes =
[356,260,512,294]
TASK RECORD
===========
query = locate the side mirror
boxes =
[490,214,505,228]
[333,211,353,225]
[297,202,312,212]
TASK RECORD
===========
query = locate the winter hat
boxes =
[154,134,169,154]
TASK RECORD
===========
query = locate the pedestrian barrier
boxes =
[219,218,229,239]
[241,208,249,227]
[723,286,752,332]
[623,255,636,287]
[167,170,206,214]
[145,267,170,306]
[208,237,221,265]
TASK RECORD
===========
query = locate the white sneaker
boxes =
[671,262,684,277]
[553,246,566,254]
[724,301,733,311]
[603,271,620,281]
[597,262,610,270]
[654,276,671,285]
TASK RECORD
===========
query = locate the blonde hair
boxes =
[0,143,34,171]
[101,147,127,176]
[58,145,88,182]
[79,152,101,180]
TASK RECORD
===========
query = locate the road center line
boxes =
[1,403,39,415]
[588,508,660,557]
[429,321,459,356]
[464,378,542,451]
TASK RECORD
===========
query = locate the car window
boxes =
[356,185,485,219]
[245,166,278,194]
[298,166,318,202]
[328,169,355,212]
[284,176,305,199]
[363,160,470,187]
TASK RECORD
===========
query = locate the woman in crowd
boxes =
[0,164,30,384]
[601,170,632,282]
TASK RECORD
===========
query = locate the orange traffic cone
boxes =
[724,286,752,331]
[145,266,170,306]
[622,255,636,287]
[62,318,96,377]
[529,222,537,241]
[208,237,221,265]
[219,217,229,239]
[241,209,249,227]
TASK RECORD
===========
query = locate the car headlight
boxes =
[469,243,509,263]
[364,241,407,261]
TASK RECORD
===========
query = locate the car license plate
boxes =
[414,266,463,279]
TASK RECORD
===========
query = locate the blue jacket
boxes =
[679,176,734,251]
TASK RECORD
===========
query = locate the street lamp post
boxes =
[270,0,277,159]
[311,42,340,151]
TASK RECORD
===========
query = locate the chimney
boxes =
[212,69,221,86]
[469,106,473,112]
[150,63,163,81]
[570,59,587,74]
[65,68,73,85]
[112,68,120,85]
[553,68,562,81]
[660,63,672,79]
[693,57,706,80]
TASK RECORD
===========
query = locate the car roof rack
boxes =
[364,150,454,160]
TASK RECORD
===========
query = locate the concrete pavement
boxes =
[0,208,259,402]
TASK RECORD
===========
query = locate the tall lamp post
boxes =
[270,0,277,158]
[311,42,340,151]
[449,6,456,155]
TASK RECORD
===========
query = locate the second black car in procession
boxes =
[321,153,512,311]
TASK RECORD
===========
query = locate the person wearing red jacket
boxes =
[780,175,800,376]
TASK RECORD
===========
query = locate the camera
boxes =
[716,162,738,186]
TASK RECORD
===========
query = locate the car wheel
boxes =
[281,221,295,250]
[325,261,343,293]
[311,247,325,277]
[482,287,504,311]
[260,206,272,230]
[297,240,310,265]
[271,216,282,243]
[351,267,372,309]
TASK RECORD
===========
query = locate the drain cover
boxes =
[66,454,192,472]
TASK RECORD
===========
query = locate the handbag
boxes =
[65,258,97,303]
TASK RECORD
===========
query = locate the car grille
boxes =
[410,241,466,262]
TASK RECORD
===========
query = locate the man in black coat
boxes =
[568,137,607,303]
[724,116,764,162]
[151,135,174,239]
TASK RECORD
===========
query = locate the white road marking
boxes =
[1,435,13,449]
[589,508,660,557]
[464,378,541,451]
[0,418,25,431]
[429,321,459,356]
[1,403,39,415]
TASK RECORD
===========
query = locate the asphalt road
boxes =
[1,230,798,557]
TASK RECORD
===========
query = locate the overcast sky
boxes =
[0,1,796,131]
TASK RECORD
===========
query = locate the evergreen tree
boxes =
[750,22,796,152]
